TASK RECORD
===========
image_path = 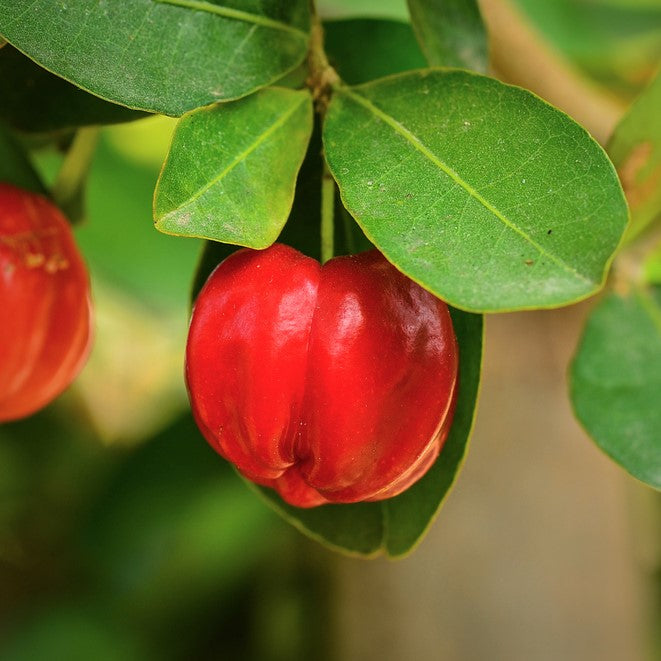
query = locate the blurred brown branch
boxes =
[481,0,626,145]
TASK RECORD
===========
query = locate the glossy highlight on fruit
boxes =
[186,244,458,508]
[0,183,93,422]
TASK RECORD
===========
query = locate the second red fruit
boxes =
[0,183,93,422]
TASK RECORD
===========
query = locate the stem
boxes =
[52,127,99,223]
[308,5,339,262]
[306,9,339,110]
[321,164,335,263]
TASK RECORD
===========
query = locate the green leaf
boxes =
[0,0,310,116]
[154,87,313,248]
[608,69,661,243]
[0,122,45,193]
[253,306,483,558]
[570,286,661,489]
[323,70,629,312]
[407,0,488,73]
[324,18,427,85]
[0,46,147,132]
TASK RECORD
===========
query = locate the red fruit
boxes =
[0,183,92,422]
[186,244,458,508]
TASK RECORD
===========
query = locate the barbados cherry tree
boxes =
[0,0,658,557]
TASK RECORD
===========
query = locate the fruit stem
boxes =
[321,162,335,263]
[306,8,339,114]
[52,126,99,224]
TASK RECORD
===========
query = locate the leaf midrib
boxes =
[159,92,308,217]
[336,85,593,286]
[152,0,308,39]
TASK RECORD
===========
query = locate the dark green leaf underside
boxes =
[407,0,488,73]
[0,123,45,193]
[324,70,628,312]
[0,46,147,132]
[154,87,313,248]
[254,307,483,558]
[0,0,310,116]
[323,18,427,86]
[570,286,661,489]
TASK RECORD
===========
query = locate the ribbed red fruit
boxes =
[0,183,93,422]
[186,244,458,507]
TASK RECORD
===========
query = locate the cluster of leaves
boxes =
[0,0,659,556]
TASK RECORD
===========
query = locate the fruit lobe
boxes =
[0,183,92,422]
[186,244,458,507]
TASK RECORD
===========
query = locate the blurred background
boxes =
[1,0,660,659]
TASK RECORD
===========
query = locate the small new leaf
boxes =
[154,88,313,248]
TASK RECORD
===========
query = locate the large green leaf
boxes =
[324,18,426,85]
[253,306,483,557]
[154,87,312,247]
[407,0,488,73]
[0,123,45,193]
[570,286,661,489]
[0,46,147,132]
[608,69,661,242]
[0,1,310,116]
[323,70,629,312]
